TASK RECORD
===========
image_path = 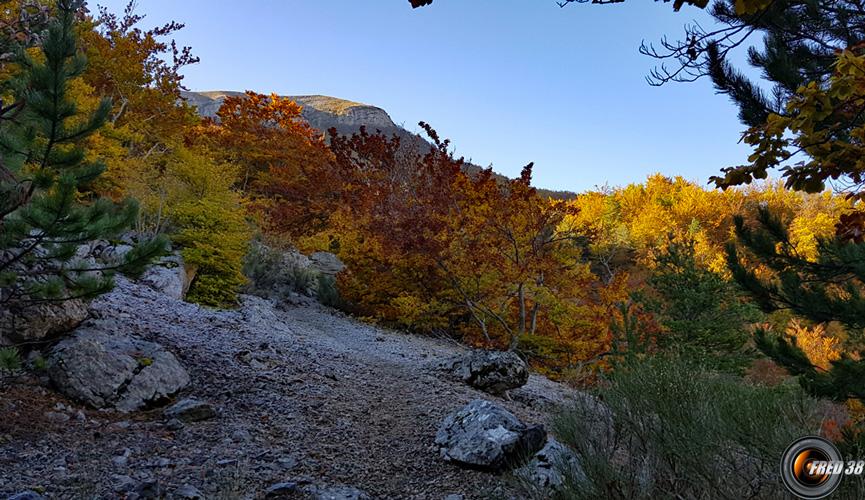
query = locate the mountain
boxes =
[181,90,575,200]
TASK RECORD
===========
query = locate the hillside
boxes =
[181,91,575,200]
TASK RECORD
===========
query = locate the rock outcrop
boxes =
[181,91,399,135]
[138,253,187,300]
[0,299,88,347]
[445,350,529,395]
[47,323,189,411]
[309,251,345,277]
[435,399,546,471]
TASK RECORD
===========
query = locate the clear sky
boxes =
[94,0,755,192]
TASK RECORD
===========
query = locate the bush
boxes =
[548,355,825,499]
[316,274,343,308]
[173,195,251,307]
[243,241,320,299]
[0,347,21,373]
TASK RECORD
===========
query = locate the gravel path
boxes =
[0,278,579,499]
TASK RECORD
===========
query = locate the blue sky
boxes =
[95,0,755,192]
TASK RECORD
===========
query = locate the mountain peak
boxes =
[181,90,398,133]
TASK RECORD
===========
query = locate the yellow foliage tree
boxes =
[564,175,850,279]
[126,147,251,307]
[72,4,252,306]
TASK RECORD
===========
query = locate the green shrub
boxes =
[31,355,47,372]
[172,193,251,308]
[548,355,825,499]
[0,347,21,373]
[316,274,343,308]
[243,241,320,298]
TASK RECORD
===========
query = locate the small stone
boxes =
[151,457,172,468]
[172,484,204,499]
[217,458,237,466]
[112,474,138,493]
[231,429,252,442]
[133,479,163,499]
[106,420,132,432]
[7,491,45,500]
[514,437,585,491]
[309,485,371,500]
[111,448,132,468]
[276,456,297,469]
[44,411,70,424]
[163,398,217,423]
[264,482,298,498]
[74,410,86,421]
[443,495,464,500]
[165,418,184,431]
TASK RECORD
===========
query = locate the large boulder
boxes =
[515,437,585,492]
[47,323,189,411]
[435,399,546,471]
[446,350,529,395]
[309,251,345,276]
[0,299,88,346]
[138,253,187,299]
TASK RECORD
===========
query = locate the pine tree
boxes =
[727,206,865,402]
[0,0,166,308]
[638,237,759,373]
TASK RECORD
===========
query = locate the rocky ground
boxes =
[0,277,580,499]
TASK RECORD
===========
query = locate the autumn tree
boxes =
[68,3,258,307]
[324,123,612,370]
[197,91,337,239]
[324,124,461,330]
[0,0,50,62]
[437,163,598,353]
[77,1,199,198]
[0,0,165,309]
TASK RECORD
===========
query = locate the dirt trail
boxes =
[0,278,579,499]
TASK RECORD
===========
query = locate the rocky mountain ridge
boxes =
[181,91,402,136]
[181,90,575,200]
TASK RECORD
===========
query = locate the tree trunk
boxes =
[513,283,526,351]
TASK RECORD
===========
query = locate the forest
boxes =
[2,0,865,498]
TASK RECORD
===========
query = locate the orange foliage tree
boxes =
[196,91,337,238]
[79,2,200,196]
[324,124,617,370]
